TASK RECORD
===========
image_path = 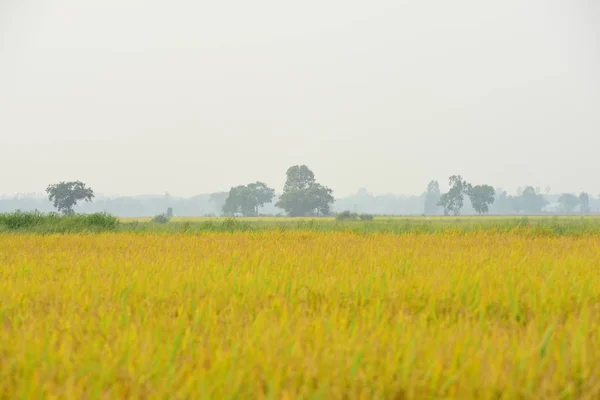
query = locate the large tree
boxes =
[222,181,275,217]
[276,165,334,217]
[247,182,276,211]
[438,175,468,216]
[46,181,94,215]
[423,180,441,215]
[467,184,495,215]
[558,193,580,213]
[306,183,335,216]
[493,188,511,214]
[514,186,548,214]
[283,165,315,192]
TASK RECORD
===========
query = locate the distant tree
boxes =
[222,181,275,217]
[276,165,334,216]
[493,188,510,214]
[246,182,276,214]
[558,193,580,213]
[423,180,441,215]
[519,186,548,214]
[579,192,590,214]
[282,165,315,192]
[306,182,335,216]
[507,195,522,213]
[336,210,358,221]
[45,181,94,215]
[222,185,252,216]
[209,192,228,215]
[152,213,170,224]
[437,175,468,216]
[467,184,496,215]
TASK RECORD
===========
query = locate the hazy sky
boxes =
[1,1,599,197]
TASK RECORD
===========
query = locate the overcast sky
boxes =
[1,1,599,197]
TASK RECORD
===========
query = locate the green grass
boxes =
[3,211,600,236]
[0,211,119,233]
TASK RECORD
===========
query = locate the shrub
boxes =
[0,211,119,233]
[0,210,46,229]
[359,213,374,221]
[84,212,120,229]
[336,211,359,221]
[151,213,170,224]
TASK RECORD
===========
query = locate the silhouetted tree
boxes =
[516,186,548,214]
[276,165,334,216]
[223,182,275,217]
[558,193,580,213]
[46,181,94,215]
[492,188,511,214]
[247,182,276,214]
[579,192,590,214]
[423,180,441,215]
[438,175,468,216]
[467,184,495,215]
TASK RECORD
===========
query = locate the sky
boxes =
[1,0,599,198]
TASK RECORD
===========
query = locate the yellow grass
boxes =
[1,231,599,399]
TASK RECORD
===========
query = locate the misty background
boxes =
[1,1,599,215]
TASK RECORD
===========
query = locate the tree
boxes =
[222,185,252,216]
[519,186,548,214]
[558,193,580,213]
[467,184,495,215]
[423,180,440,215]
[283,165,316,192]
[306,182,334,216]
[493,188,511,214]
[45,181,94,215]
[209,192,228,215]
[276,165,334,216]
[437,175,468,216]
[222,181,275,217]
[579,192,590,214]
[247,182,276,214]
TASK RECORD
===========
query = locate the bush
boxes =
[151,213,170,224]
[0,211,119,233]
[336,211,359,221]
[359,213,374,221]
[0,210,47,229]
[84,212,120,229]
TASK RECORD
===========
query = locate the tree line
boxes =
[221,165,334,217]
[424,177,592,216]
[423,176,495,216]
[21,168,598,217]
[40,165,336,217]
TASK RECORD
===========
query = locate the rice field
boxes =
[1,229,600,399]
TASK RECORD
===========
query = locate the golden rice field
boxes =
[1,231,600,399]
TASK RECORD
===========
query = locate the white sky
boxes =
[1,0,599,197]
